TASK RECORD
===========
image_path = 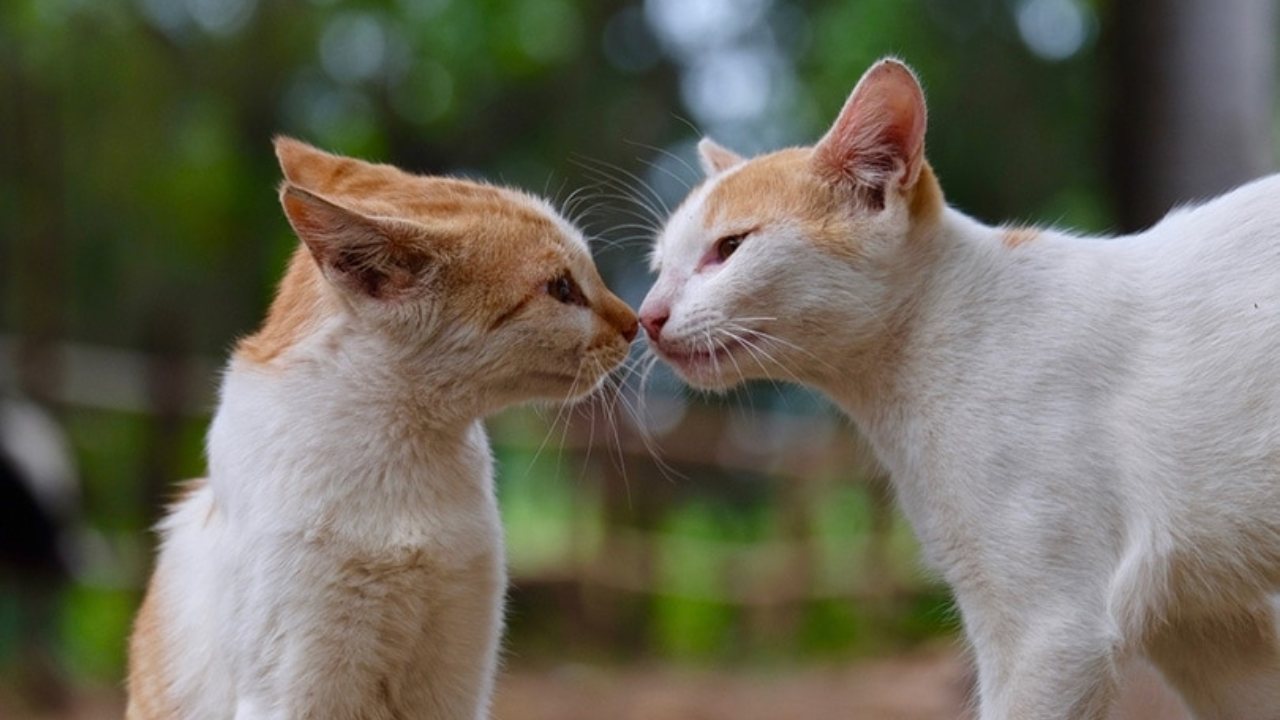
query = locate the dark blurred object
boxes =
[0,396,80,580]
[1110,0,1275,231]
[0,396,80,712]
[0,446,66,579]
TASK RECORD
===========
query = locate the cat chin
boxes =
[669,364,746,393]
[652,342,748,391]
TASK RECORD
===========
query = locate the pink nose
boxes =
[640,309,669,342]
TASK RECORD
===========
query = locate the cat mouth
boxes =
[653,336,747,371]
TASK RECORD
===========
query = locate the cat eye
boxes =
[547,272,587,307]
[715,231,750,263]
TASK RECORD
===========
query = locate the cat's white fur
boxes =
[158,364,505,720]
[642,60,1280,719]
[131,140,638,720]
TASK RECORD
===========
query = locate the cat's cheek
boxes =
[585,333,628,371]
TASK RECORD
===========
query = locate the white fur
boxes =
[645,168,1280,718]
[149,334,506,719]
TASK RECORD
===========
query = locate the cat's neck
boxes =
[820,206,1054,472]
[205,331,494,538]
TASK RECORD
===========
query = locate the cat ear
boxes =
[279,184,431,300]
[812,59,927,207]
[697,138,745,176]
[274,136,369,192]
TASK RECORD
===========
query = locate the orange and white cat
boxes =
[642,60,1280,719]
[127,138,637,720]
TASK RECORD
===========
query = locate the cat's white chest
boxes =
[158,386,507,719]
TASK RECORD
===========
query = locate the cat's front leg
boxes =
[391,548,507,720]
[966,607,1120,720]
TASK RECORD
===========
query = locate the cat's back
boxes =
[1105,175,1280,508]
[928,174,1280,491]
[1136,172,1280,275]
[1127,173,1280,368]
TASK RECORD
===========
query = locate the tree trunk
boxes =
[1110,0,1275,232]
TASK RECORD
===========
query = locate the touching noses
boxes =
[639,306,669,342]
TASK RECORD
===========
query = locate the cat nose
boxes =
[620,316,639,343]
[640,310,669,342]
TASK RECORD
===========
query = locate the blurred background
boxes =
[1,0,1275,717]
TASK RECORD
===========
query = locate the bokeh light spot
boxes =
[1016,0,1091,62]
[319,11,388,85]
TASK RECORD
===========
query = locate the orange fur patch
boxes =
[235,250,329,365]
[238,138,636,366]
[1001,226,1040,249]
[909,163,944,223]
[127,480,215,719]
[126,579,177,720]
[701,149,838,232]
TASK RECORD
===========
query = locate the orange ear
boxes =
[697,138,745,176]
[273,136,364,192]
[280,184,431,299]
[812,59,927,207]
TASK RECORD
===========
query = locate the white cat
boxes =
[640,59,1280,719]
[127,138,638,720]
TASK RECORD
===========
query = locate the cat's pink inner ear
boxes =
[813,59,927,200]
[280,184,427,299]
[697,138,745,176]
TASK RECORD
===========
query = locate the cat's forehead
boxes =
[654,174,723,267]
[699,149,831,226]
[473,187,593,268]
[655,148,830,267]
[403,181,597,294]
[333,178,591,272]
[275,141,588,254]
[372,180,583,243]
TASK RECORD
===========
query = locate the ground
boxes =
[3,648,971,720]
[3,645,1192,720]
[493,648,972,720]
